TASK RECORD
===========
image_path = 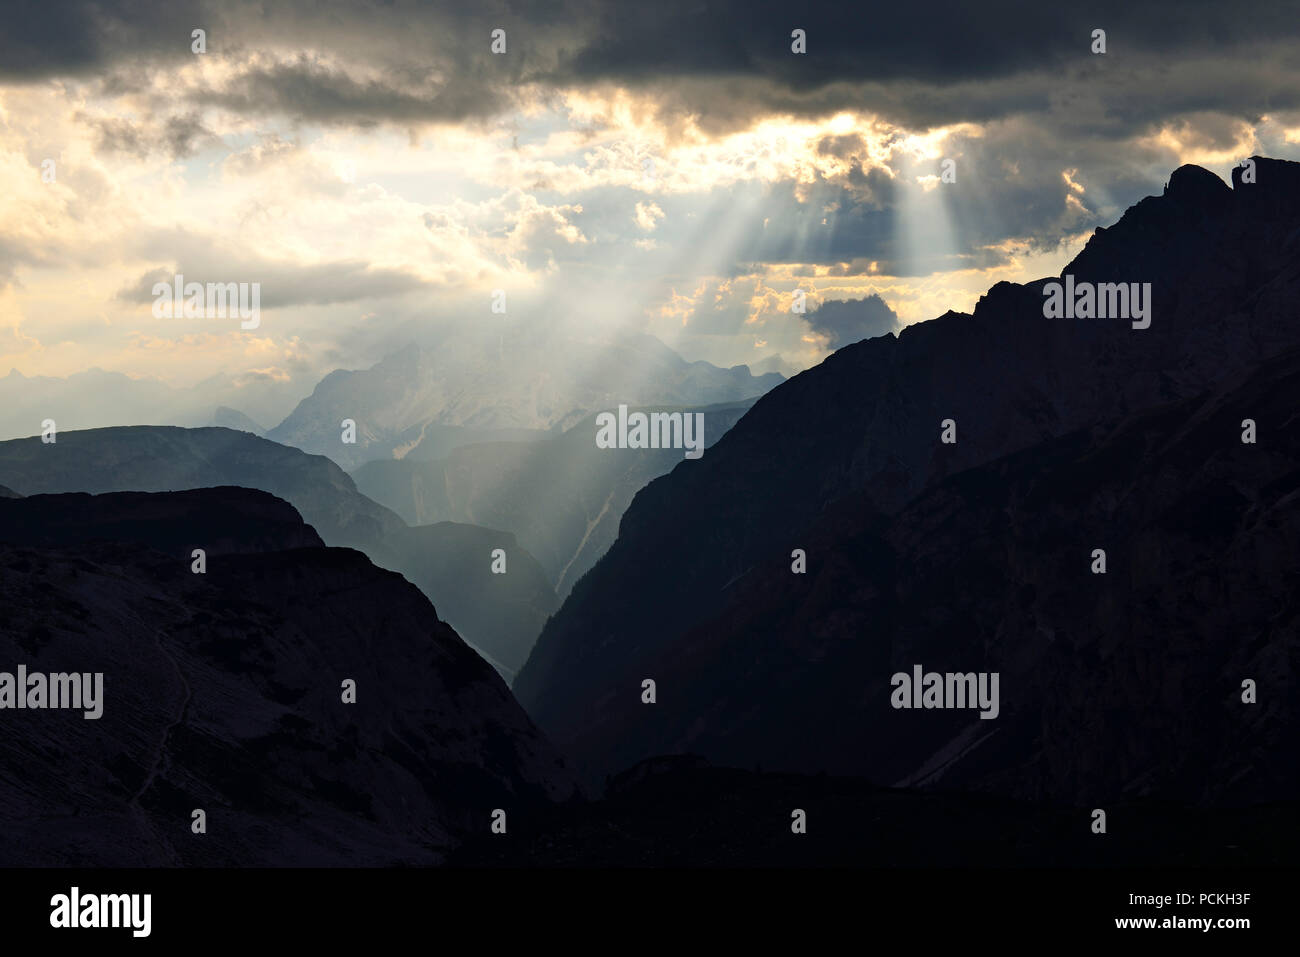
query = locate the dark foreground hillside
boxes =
[451,759,1299,867]
[0,487,576,865]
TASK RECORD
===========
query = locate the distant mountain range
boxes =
[1,334,785,479]
[0,486,576,865]
[268,333,783,470]
[355,399,758,597]
[0,427,554,680]
[515,157,1300,803]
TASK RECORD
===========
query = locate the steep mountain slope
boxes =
[0,427,556,678]
[269,333,782,469]
[396,522,556,683]
[355,399,756,596]
[515,158,1300,796]
[533,349,1300,799]
[0,488,576,865]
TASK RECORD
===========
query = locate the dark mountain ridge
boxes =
[0,426,556,678]
[516,158,1300,800]
[0,487,577,865]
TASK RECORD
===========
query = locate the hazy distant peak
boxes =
[268,329,784,469]
[211,406,266,435]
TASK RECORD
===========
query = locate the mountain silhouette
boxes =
[515,157,1300,800]
[0,487,577,865]
[0,426,556,678]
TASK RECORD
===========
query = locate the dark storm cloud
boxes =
[194,57,512,127]
[803,295,900,348]
[0,0,205,80]
[3,0,1296,137]
[556,0,1300,135]
[563,0,1300,84]
[0,0,570,126]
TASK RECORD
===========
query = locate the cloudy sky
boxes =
[2,0,1298,410]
